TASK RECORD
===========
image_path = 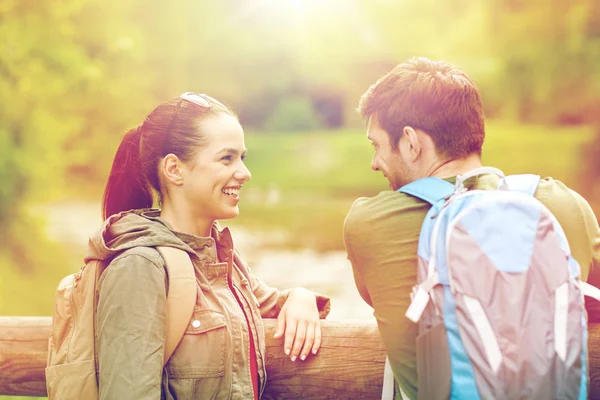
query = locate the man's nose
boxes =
[371,157,379,172]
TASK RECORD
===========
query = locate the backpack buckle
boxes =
[405,272,439,323]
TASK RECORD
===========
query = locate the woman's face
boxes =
[181,114,251,223]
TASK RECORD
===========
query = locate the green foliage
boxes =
[3,0,599,205]
[263,96,325,132]
[1,0,599,310]
[488,0,600,124]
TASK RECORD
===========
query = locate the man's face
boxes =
[366,116,411,191]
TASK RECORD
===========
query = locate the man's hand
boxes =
[273,288,322,361]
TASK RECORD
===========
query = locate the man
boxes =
[343,57,600,399]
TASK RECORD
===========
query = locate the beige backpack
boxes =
[45,246,196,399]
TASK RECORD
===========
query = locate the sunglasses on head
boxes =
[179,92,212,109]
[164,92,227,142]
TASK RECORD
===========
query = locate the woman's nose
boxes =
[236,162,251,182]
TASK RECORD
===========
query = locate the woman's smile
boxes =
[222,185,242,203]
[222,186,241,197]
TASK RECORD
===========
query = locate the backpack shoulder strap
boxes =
[505,174,541,196]
[156,246,197,366]
[397,177,455,206]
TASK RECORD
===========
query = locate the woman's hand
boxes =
[273,288,322,362]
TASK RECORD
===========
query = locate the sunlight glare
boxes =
[278,0,330,17]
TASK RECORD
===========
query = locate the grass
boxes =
[242,128,388,197]
[224,120,594,251]
[482,120,592,183]
[243,121,593,194]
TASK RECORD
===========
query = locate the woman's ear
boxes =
[401,126,421,162]
[161,154,185,186]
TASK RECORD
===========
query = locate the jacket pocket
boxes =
[45,359,99,400]
[166,308,227,379]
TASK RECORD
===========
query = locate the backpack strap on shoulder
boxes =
[455,166,505,189]
[398,177,455,208]
[156,246,197,366]
[505,174,541,196]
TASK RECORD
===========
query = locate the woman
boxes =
[92,92,330,399]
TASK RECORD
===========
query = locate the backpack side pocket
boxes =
[416,320,450,400]
[45,359,98,400]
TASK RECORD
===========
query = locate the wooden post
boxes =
[0,317,50,397]
[2,317,600,399]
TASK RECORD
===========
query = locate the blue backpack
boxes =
[382,167,600,400]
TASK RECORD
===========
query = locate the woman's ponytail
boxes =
[102,126,153,220]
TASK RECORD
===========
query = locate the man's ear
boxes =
[401,126,421,162]
[161,154,185,186]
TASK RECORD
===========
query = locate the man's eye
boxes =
[241,155,246,161]
[221,155,232,162]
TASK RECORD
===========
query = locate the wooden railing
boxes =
[2,317,600,399]
[0,318,385,399]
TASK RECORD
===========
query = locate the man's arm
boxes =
[344,231,372,307]
[569,188,600,322]
[343,192,430,400]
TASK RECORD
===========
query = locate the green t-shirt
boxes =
[343,175,600,400]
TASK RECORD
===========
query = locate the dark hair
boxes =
[102,95,236,220]
[357,57,485,159]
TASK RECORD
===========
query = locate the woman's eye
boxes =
[221,155,232,162]
[241,155,246,161]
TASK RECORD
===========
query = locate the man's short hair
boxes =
[358,57,485,159]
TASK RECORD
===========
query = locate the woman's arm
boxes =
[96,248,167,400]
[234,250,331,361]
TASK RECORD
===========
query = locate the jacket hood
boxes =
[85,209,194,263]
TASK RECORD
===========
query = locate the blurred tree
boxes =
[488,0,600,124]
[2,0,600,316]
[312,86,344,129]
[264,95,324,132]
[582,123,600,199]
[0,0,104,315]
[0,0,93,233]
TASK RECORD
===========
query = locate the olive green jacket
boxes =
[86,209,330,399]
